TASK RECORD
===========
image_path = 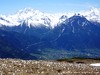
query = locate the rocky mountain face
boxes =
[0,8,100,59]
[52,15,100,49]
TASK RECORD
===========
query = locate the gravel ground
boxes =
[0,59,100,75]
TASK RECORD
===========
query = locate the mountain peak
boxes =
[80,8,100,22]
[70,14,86,20]
[17,8,43,15]
[61,15,91,28]
[89,7,100,12]
[63,14,86,23]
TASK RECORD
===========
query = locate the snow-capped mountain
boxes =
[0,8,74,28]
[0,8,51,27]
[0,8,100,28]
[0,8,66,28]
[80,8,100,23]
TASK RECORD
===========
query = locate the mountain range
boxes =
[0,8,100,60]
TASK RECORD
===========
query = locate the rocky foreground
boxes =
[0,59,100,75]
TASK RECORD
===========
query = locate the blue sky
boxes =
[0,0,100,15]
